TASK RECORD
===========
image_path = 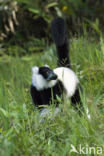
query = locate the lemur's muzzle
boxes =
[47,72,57,81]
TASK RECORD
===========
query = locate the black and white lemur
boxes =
[30,17,83,113]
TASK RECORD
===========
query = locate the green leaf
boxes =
[29,8,40,14]
[46,2,58,9]
[0,108,9,117]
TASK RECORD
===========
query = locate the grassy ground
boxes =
[0,35,104,156]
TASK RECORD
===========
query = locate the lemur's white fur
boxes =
[32,66,79,97]
[32,66,57,91]
[54,67,79,97]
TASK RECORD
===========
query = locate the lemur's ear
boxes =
[44,64,49,67]
[32,66,39,73]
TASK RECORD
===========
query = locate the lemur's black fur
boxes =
[51,17,70,68]
[31,80,63,108]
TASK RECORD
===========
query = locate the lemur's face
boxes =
[39,67,57,81]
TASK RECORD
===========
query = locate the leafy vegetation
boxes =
[0,0,104,155]
[0,0,18,40]
[0,35,104,156]
[0,0,104,42]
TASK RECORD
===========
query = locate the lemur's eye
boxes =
[46,71,49,74]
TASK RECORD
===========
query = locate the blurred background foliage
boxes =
[0,0,104,55]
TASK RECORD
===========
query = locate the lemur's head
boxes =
[39,66,57,81]
[32,65,57,90]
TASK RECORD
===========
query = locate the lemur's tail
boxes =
[51,17,70,68]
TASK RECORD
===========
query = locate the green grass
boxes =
[0,36,104,156]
